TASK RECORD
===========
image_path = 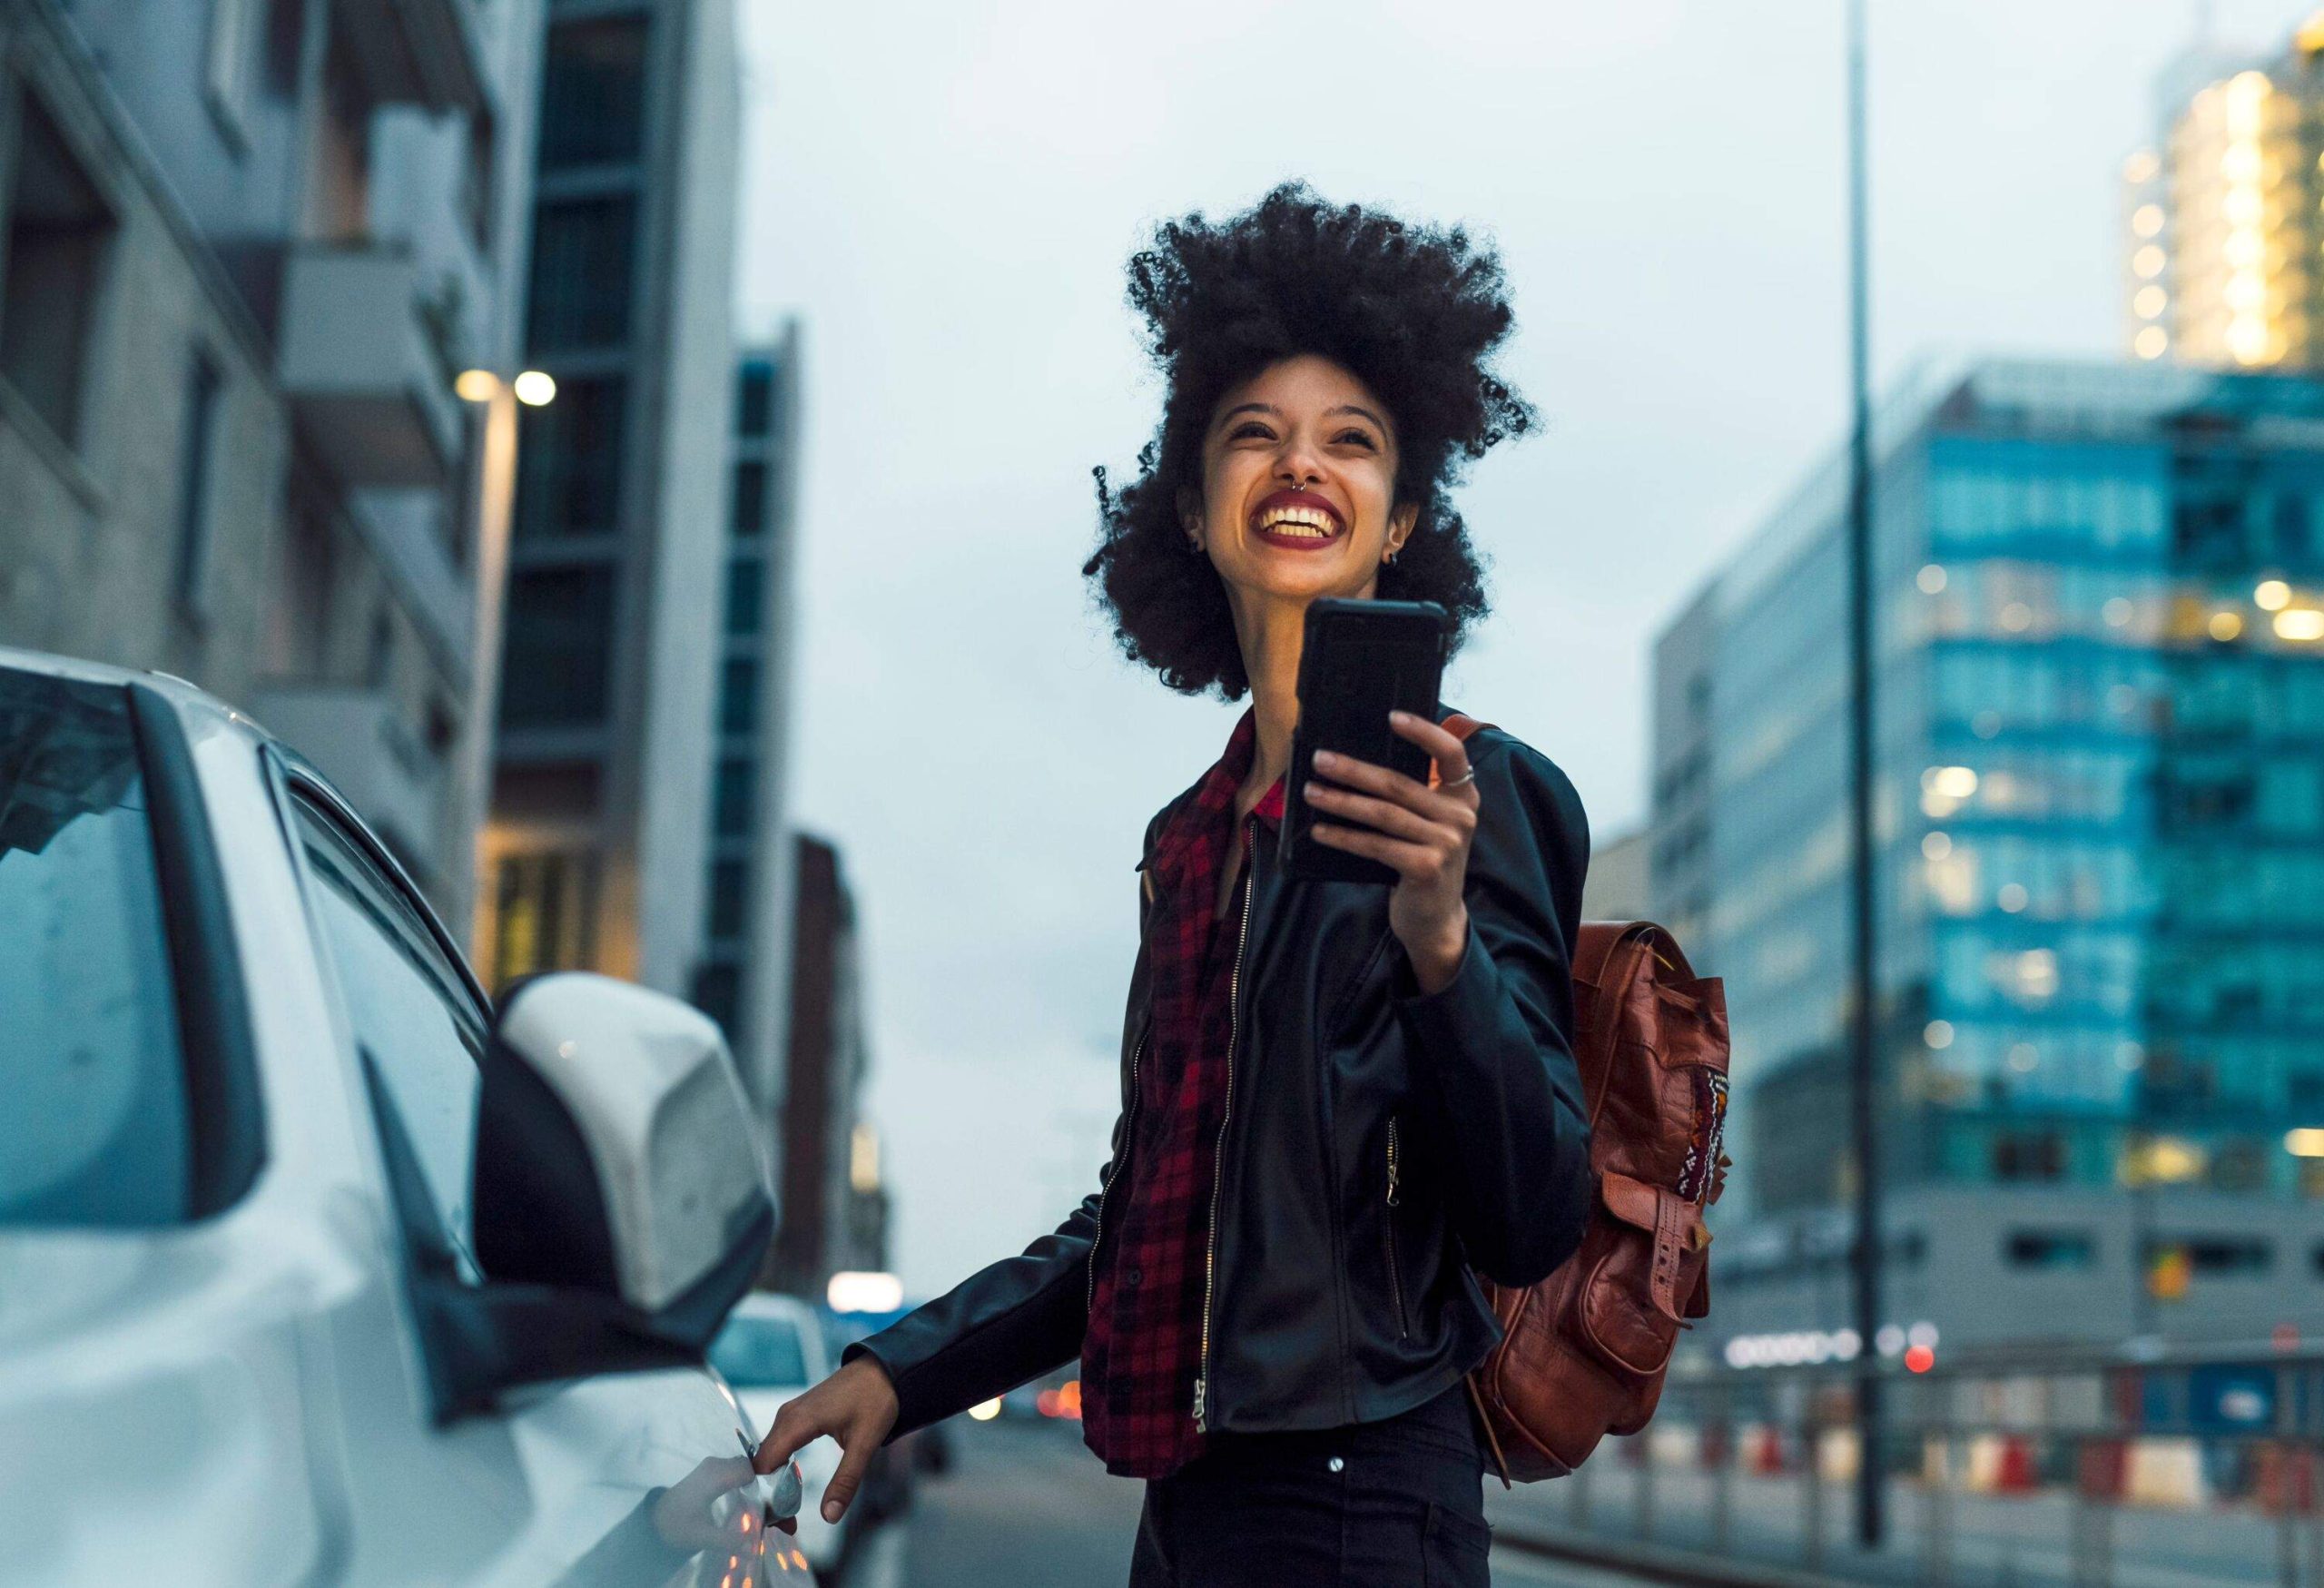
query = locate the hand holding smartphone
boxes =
[1278,597,1452,886]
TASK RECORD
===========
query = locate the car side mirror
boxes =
[413,972,775,1421]
[477,972,773,1327]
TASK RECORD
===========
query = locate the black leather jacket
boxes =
[846,708,1594,1439]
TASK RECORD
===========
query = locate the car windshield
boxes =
[0,667,191,1225]
[710,1314,808,1386]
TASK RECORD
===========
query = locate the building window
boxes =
[2004,1230,2095,1269]
[2151,1238,2270,1277]
[0,94,116,449]
[720,656,759,737]
[1992,1130,2066,1182]
[537,17,648,171]
[491,849,600,987]
[714,756,755,837]
[731,460,767,537]
[202,0,264,149]
[692,960,741,1035]
[737,360,773,437]
[499,566,615,727]
[515,374,626,539]
[724,558,763,636]
[526,196,636,352]
[707,858,749,942]
[172,350,224,614]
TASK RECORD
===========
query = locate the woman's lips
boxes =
[1250,488,1345,549]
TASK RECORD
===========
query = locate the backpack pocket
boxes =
[1575,1171,1707,1378]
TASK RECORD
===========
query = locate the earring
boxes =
[1384,547,1399,565]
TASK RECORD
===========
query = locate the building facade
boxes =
[1580,828,1649,923]
[696,326,805,1118]
[0,0,541,912]
[767,833,889,1297]
[2123,17,2324,370]
[1655,358,2324,1353]
[478,0,738,1000]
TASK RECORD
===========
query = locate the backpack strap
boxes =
[1428,713,1495,789]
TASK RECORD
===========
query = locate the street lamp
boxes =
[450,367,555,960]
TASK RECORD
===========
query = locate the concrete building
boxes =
[478,0,739,1001]
[695,326,806,1119]
[768,833,890,1297]
[1580,828,1649,923]
[1648,585,1718,951]
[1653,358,2324,1356]
[2122,15,2324,370]
[0,0,541,912]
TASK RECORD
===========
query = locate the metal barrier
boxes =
[1487,1341,2324,1588]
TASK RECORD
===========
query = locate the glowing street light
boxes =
[450,370,555,954]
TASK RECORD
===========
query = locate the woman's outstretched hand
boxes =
[751,1353,901,1527]
[1302,710,1481,995]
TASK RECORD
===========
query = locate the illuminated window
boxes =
[2134,285,2167,319]
[2135,326,2168,360]
[2132,245,2166,278]
[2132,203,2165,238]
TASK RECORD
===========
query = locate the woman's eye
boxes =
[1230,422,1273,440]
[1334,430,1377,449]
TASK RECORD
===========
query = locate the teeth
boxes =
[1256,505,1339,537]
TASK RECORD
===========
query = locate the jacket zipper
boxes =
[1193,815,1257,1432]
[1384,1115,1409,1341]
[1087,1024,1149,1316]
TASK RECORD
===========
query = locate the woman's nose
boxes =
[1277,441,1323,486]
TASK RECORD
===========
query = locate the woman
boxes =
[753,182,1594,1586]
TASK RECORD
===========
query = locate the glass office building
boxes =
[1656,359,2324,1230]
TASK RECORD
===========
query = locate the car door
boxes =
[277,767,804,1587]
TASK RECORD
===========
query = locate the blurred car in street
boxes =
[0,648,813,1586]
[712,1294,861,1578]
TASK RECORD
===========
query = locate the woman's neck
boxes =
[1231,594,1311,801]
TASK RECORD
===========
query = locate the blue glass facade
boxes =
[1665,361,2324,1216]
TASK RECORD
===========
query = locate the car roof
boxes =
[2,642,342,786]
[0,642,273,741]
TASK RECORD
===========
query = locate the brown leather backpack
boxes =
[1433,716,1731,1484]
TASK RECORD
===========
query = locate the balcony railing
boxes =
[329,0,488,116]
[276,243,461,489]
[250,683,446,868]
[1485,1340,2324,1587]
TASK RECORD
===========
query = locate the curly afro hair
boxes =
[1082,181,1536,701]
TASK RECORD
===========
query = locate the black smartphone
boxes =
[1278,597,1452,886]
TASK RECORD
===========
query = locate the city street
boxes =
[845,1418,1651,1588]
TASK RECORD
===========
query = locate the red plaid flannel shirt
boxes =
[1080,705,1284,1478]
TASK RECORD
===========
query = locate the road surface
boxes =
[844,1416,1650,1587]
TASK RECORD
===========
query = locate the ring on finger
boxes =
[1442,766,1475,788]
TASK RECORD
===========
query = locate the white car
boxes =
[712,1296,857,1576]
[0,648,813,1586]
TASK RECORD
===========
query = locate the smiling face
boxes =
[1181,354,1419,605]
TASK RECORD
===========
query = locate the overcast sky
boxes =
[734,0,2310,1297]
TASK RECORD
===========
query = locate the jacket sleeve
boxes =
[839,1130,1118,1441]
[1388,733,1594,1288]
[838,803,1176,1439]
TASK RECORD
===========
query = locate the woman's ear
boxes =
[1386,500,1421,559]
[1177,488,1205,550]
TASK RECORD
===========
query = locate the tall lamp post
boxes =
[449,366,556,962]
[1843,0,1886,1552]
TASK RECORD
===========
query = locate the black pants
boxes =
[1126,1384,1493,1586]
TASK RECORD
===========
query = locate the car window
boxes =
[0,668,191,1225]
[709,1314,808,1386]
[292,793,486,1283]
